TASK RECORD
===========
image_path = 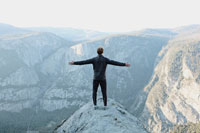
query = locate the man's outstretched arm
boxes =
[106,58,130,67]
[69,58,94,65]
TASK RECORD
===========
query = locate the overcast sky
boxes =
[0,0,199,32]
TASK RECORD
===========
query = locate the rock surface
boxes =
[55,98,146,133]
[138,32,200,132]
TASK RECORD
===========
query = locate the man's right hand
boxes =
[69,61,74,65]
[125,63,130,67]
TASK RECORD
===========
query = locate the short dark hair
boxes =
[97,47,104,55]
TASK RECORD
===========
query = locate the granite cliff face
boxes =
[137,32,200,132]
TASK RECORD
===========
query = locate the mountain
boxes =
[0,23,109,43]
[0,28,171,131]
[172,121,200,133]
[0,32,73,132]
[55,98,147,133]
[0,23,30,35]
[172,24,200,35]
[43,33,171,112]
[1,23,200,132]
[135,31,200,132]
[130,28,177,38]
[26,27,109,42]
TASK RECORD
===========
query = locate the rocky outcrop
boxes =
[55,98,146,133]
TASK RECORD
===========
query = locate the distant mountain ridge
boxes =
[0,23,30,35]
[26,27,110,42]
[0,23,110,42]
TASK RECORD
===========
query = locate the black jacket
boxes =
[74,54,126,80]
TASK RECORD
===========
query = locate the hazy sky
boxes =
[0,0,199,32]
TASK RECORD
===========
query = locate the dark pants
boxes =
[93,80,107,106]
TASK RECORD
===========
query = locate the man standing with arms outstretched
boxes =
[69,47,130,110]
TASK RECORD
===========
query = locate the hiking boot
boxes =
[103,106,108,110]
[94,105,98,110]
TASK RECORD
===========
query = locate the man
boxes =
[69,47,130,110]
